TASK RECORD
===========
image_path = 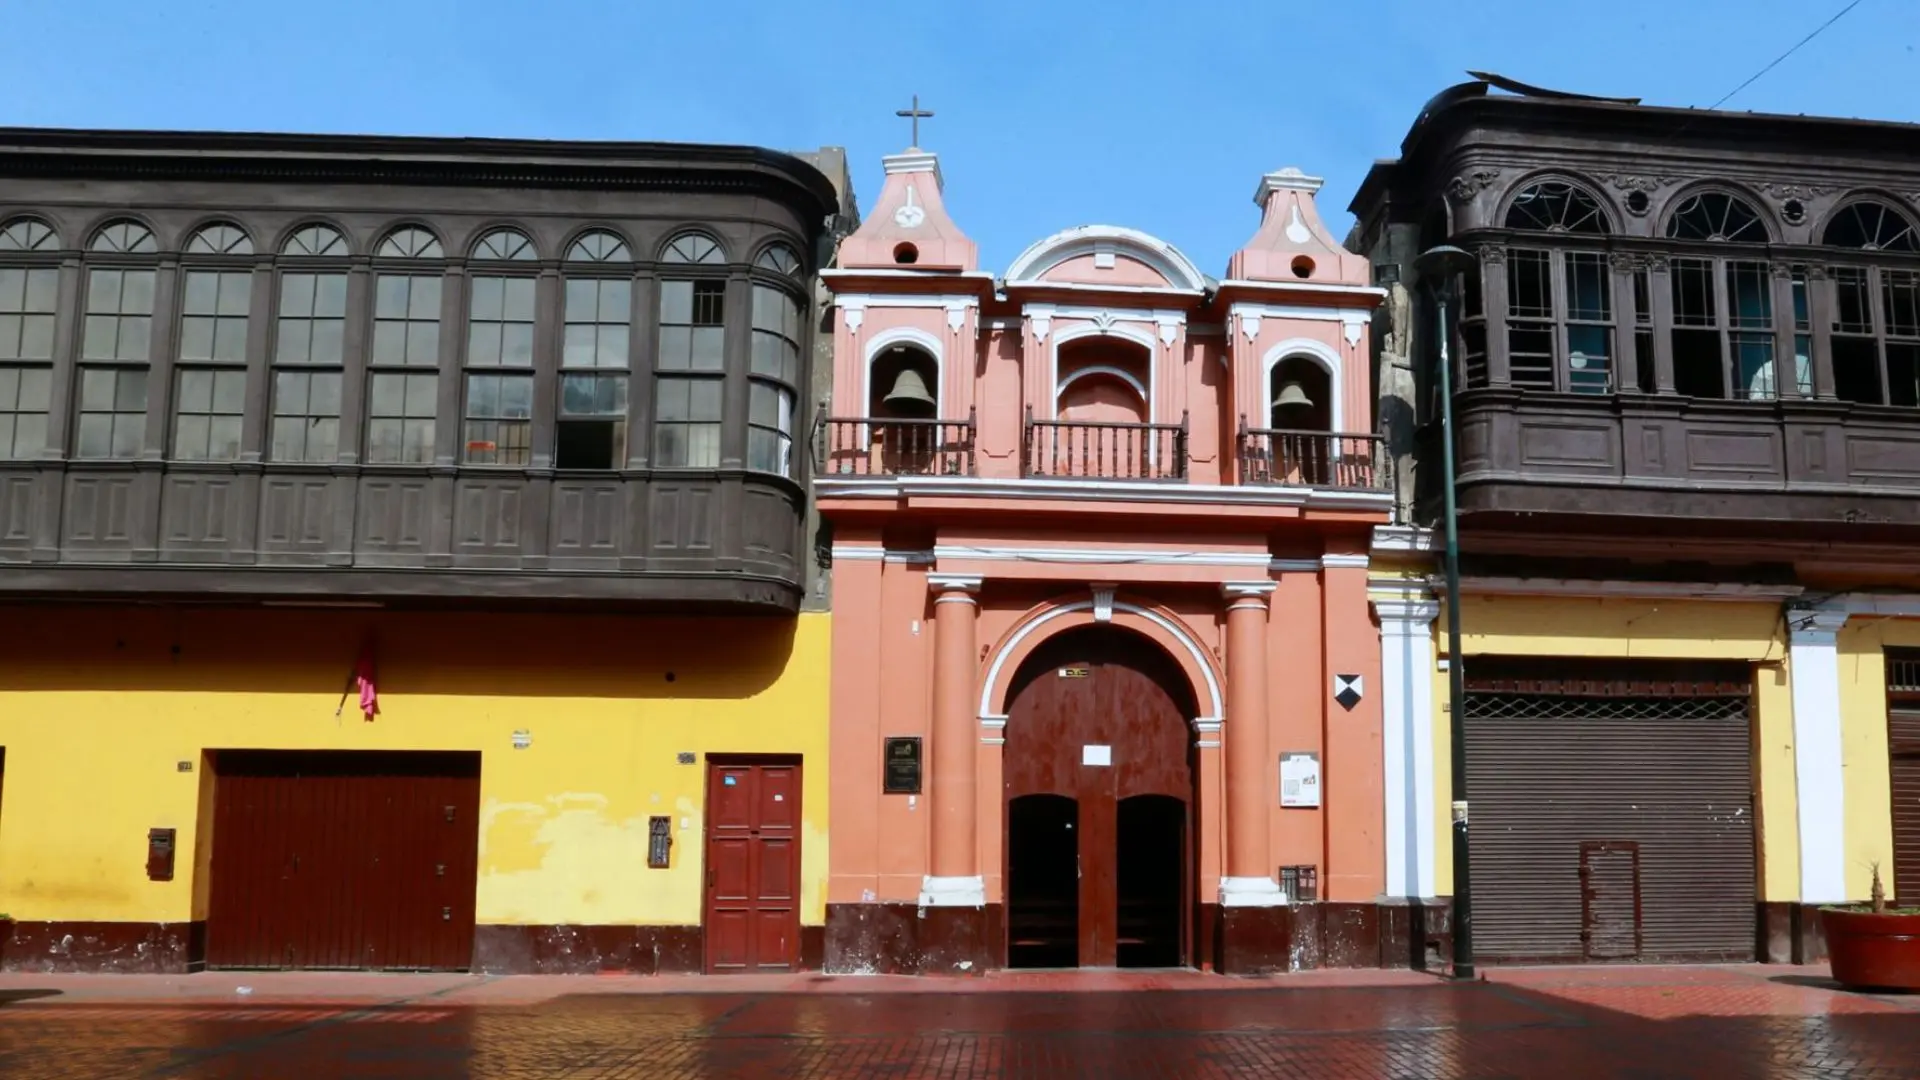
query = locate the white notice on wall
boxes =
[1082,744,1112,767]
[1280,751,1321,808]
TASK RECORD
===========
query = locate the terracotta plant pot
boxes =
[1822,907,1920,990]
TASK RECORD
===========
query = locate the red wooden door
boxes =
[205,751,480,971]
[1005,628,1193,968]
[704,758,801,972]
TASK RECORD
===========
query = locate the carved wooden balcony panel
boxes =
[1453,390,1920,525]
[0,462,804,609]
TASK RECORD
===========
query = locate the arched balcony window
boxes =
[366,226,446,463]
[76,219,160,458]
[557,230,635,469]
[0,217,59,458]
[1822,200,1920,406]
[270,225,352,462]
[1496,180,1615,393]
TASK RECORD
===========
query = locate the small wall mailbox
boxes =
[884,736,922,795]
[1280,864,1318,903]
[647,816,673,869]
[146,828,176,882]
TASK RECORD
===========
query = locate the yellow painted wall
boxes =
[1830,618,1905,898]
[1430,595,1802,900]
[0,606,830,927]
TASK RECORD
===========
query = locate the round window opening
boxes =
[893,242,919,265]
[1290,255,1315,279]
[1625,190,1651,216]
[1782,198,1807,225]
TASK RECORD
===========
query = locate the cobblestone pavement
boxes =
[0,965,1913,1078]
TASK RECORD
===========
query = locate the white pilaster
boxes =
[1373,589,1441,900]
[1788,608,1850,903]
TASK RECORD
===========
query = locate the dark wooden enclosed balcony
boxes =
[1022,409,1188,481]
[1236,421,1390,491]
[1449,387,1920,526]
[814,413,977,477]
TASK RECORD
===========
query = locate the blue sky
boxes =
[4,1,1913,273]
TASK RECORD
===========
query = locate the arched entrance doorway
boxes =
[1003,625,1197,969]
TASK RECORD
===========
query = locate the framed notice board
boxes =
[884,736,922,794]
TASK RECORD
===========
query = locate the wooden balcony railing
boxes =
[1023,408,1188,481]
[814,411,977,477]
[1237,421,1389,490]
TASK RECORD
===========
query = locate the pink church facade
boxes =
[816,143,1412,974]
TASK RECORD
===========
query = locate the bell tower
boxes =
[821,102,991,438]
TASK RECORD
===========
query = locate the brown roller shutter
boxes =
[1889,709,1920,904]
[1463,660,1755,964]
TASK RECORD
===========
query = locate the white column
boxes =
[1373,590,1440,900]
[1788,608,1850,903]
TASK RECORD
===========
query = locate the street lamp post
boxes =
[1414,244,1478,980]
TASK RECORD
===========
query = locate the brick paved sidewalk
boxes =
[0,964,1911,1078]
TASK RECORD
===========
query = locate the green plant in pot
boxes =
[1821,864,1920,990]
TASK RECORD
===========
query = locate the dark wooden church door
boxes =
[1005,627,1194,968]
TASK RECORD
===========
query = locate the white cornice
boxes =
[1229,300,1373,325]
[815,474,1395,511]
[881,150,943,187]
[1005,280,1206,299]
[820,268,996,281]
[1254,167,1325,200]
[1449,576,1806,602]
[1371,526,1436,554]
[836,293,981,311]
[933,544,1271,568]
[1220,279,1386,301]
[1022,303,1188,324]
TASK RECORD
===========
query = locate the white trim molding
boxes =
[1229,300,1374,327]
[1005,225,1209,292]
[1788,606,1851,903]
[1219,875,1287,908]
[1221,580,1278,600]
[1371,525,1436,554]
[919,874,986,909]
[927,573,983,594]
[1262,338,1346,432]
[933,544,1271,568]
[1373,587,1441,900]
[815,474,1396,512]
[980,600,1223,720]
[1322,553,1370,569]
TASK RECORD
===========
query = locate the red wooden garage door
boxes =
[205,751,481,971]
[703,758,801,972]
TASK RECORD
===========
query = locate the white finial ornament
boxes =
[894,184,925,229]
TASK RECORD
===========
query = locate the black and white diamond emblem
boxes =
[1333,674,1364,711]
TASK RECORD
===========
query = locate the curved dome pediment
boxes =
[1004,225,1208,292]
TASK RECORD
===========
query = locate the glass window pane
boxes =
[314,274,347,318]
[83,316,116,359]
[565,278,597,318]
[504,278,536,321]
[370,374,404,416]
[0,368,17,407]
[751,381,780,424]
[25,268,56,312]
[311,319,344,365]
[468,323,501,367]
[310,372,341,415]
[120,369,149,414]
[501,374,533,418]
[88,270,122,314]
[406,323,439,365]
[122,271,155,314]
[280,274,315,317]
[183,273,219,316]
[660,280,691,324]
[175,414,208,458]
[403,419,434,462]
[76,414,112,457]
[467,373,499,415]
[179,318,214,361]
[217,274,251,316]
[80,368,114,409]
[213,370,246,413]
[13,413,45,458]
[275,371,309,414]
[690,378,722,418]
[118,317,150,361]
[213,318,248,362]
[270,417,301,461]
[368,418,402,462]
[18,368,49,411]
[655,378,689,420]
[375,275,409,318]
[111,414,144,457]
[657,327,689,370]
[405,374,437,417]
[0,269,20,308]
[308,417,339,461]
[470,277,504,321]
[209,416,243,459]
[597,326,627,369]
[19,315,53,361]
[563,324,596,368]
[501,324,534,366]
[178,369,212,412]
[371,322,404,364]
[599,280,630,322]
[409,277,442,319]
[690,327,724,370]
[277,320,312,364]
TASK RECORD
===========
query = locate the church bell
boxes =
[1273,381,1314,411]
[882,367,938,416]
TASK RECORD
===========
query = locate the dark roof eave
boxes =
[0,126,842,219]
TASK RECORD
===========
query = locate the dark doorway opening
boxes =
[1117,794,1185,968]
[1007,793,1079,969]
